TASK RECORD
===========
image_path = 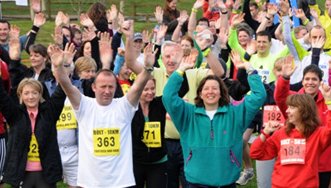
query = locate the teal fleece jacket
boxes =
[162,72,266,186]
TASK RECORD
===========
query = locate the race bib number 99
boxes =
[56,105,77,130]
[93,128,120,156]
[142,122,161,148]
[280,138,306,165]
[28,134,40,162]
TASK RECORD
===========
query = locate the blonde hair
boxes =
[17,78,45,104]
[74,56,97,76]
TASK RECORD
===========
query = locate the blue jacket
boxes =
[162,72,266,186]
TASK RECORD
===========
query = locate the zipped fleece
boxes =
[162,72,266,186]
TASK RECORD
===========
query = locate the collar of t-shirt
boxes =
[206,109,217,120]
[27,109,38,133]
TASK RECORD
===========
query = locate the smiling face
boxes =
[21,84,41,110]
[0,22,9,43]
[238,30,251,47]
[167,0,177,10]
[200,79,221,108]
[83,42,92,57]
[162,45,182,75]
[140,79,156,103]
[29,51,47,69]
[302,72,320,97]
[286,105,301,125]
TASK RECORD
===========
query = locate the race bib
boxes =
[56,105,77,130]
[120,83,131,95]
[280,138,306,165]
[142,122,161,148]
[258,69,270,83]
[93,128,120,156]
[263,105,285,126]
[27,134,40,162]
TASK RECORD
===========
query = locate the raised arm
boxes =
[51,43,81,110]
[188,0,204,37]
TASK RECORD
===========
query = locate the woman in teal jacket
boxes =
[162,61,266,187]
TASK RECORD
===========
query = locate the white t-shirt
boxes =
[75,95,138,188]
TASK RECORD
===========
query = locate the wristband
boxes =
[325,100,331,105]
[303,19,309,26]
[221,11,228,14]
[265,16,271,20]
[202,48,211,57]
[261,129,270,138]
[31,25,40,33]
[192,8,198,13]
[176,70,184,76]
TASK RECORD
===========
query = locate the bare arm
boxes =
[188,0,204,37]
[172,10,188,42]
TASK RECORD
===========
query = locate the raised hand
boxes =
[278,0,289,16]
[142,30,151,43]
[121,20,134,38]
[177,10,188,25]
[293,8,306,19]
[9,25,20,60]
[154,6,163,24]
[246,40,257,55]
[107,4,118,22]
[193,0,204,9]
[99,32,113,68]
[281,55,296,79]
[156,24,168,42]
[230,50,244,69]
[63,43,77,65]
[33,12,46,27]
[231,13,245,28]
[55,11,64,27]
[9,25,20,40]
[218,27,229,46]
[49,45,64,68]
[82,27,96,42]
[311,36,325,49]
[225,0,234,9]
[233,0,241,11]
[178,49,196,72]
[117,48,125,56]
[80,13,94,28]
[267,3,279,16]
[310,9,318,19]
[31,0,41,13]
[143,43,158,68]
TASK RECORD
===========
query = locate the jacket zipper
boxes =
[186,150,192,165]
[230,149,240,167]
[210,119,214,140]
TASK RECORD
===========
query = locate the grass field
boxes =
[0,0,327,188]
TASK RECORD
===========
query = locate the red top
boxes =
[250,111,331,188]
[274,76,331,172]
[0,61,10,135]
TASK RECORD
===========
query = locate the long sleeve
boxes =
[311,48,321,66]
[111,31,123,62]
[282,16,300,61]
[113,54,125,76]
[274,76,295,118]
[228,28,245,58]
[250,131,279,160]
[243,0,259,31]
[162,72,193,133]
[91,36,101,70]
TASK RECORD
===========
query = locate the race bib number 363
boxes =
[280,138,306,165]
[93,128,120,156]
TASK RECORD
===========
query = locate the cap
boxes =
[133,32,143,41]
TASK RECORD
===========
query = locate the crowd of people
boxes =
[0,0,331,187]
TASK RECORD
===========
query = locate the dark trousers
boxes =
[319,171,331,188]
[187,182,236,188]
[133,161,167,188]
[166,139,187,188]
[12,171,56,188]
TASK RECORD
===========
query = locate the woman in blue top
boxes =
[162,60,266,187]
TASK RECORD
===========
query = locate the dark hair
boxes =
[29,44,50,65]
[194,75,230,107]
[76,41,91,58]
[302,64,323,82]
[249,2,258,9]
[285,94,320,138]
[181,35,194,47]
[87,2,108,32]
[256,31,271,42]
[0,19,10,29]
[197,17,210,27]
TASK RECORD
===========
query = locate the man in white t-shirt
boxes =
[52,35,156,188]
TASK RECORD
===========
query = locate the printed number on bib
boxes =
[93,128,120,156]
[263,105,285,126]
[56,105,77,130]
[280,138,306,165]
[142,122,161,148]
[28,134,40,162]
[258,69,270,83]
